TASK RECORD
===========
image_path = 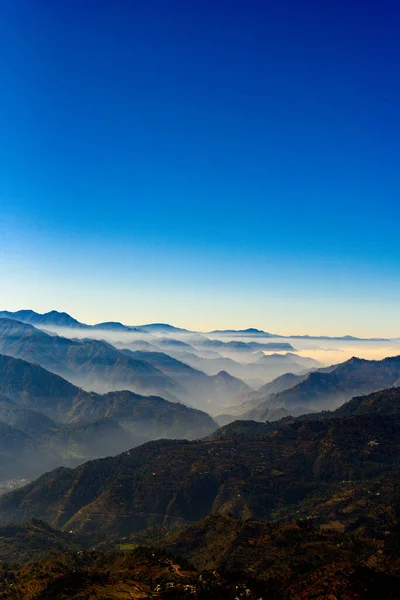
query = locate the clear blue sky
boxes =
[1,0,399,335]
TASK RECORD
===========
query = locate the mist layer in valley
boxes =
[1,309,400,489]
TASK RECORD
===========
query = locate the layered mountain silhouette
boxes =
[0,318,179,399]
[242,355,400,420]
[0,310,85,329]
[218,364,338,422]
[1,309,390,341]
[213,386,400,441]
[169,349,322,387]
[0,310,190,334]
[0,353,82,415]
[1,309,400,599]
[3,387,400,537]
[199,339,295,351]
[0,353,217,480]
[0,319,250,409]
[209,328,272,336]
[0,352,216,433]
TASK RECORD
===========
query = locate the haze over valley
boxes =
[2,0,400,595]
[0,308,400,484]
[1,317,400,597]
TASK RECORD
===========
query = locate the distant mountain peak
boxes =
[216,370,235,380]
[92,321,144,332]
[0,309,86,328]
[209,328,272,337]
[139,323,190,333]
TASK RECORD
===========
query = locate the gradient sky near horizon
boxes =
[1,0,399,336]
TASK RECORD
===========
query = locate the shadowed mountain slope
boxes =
[0,353,217,466]
[3,408,400,537]
[0,318,180,399]
[243,355,400,420]
[0,319,251,410]
[0,353,80,416]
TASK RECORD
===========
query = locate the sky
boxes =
[0,0,399,336]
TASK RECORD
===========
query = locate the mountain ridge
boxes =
[242,354,400,420]
[0,318,251,410]
[0,309,393,341]
[3,403,400,537]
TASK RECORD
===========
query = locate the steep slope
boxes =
[0,319,250,410]
[0,353,217,448]
[332,386,400,417]
[220,364,340,421]
[258,372,310,394]
[68,390,217,442]
[244,355,400,420]
[206,370,252,405]
[0,353,80,416]
[122,350,253,411]
[0,318,180,399]
[2,412,400,537]
[257,364,338,396]
[271,387,400,432]
[123,350,207,381]
[221,386,400,435]
[0,310,86,329]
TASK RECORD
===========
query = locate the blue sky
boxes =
[1,0,399,335]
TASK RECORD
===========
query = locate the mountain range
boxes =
[3,385,400,538]
[0,310,186,334]
[238,355,400,421]
[166,349,322,388]
[0,352,217,480]
[0,318,251,410]
[0,309,393,341]
[2,308,400,599]
[1,313,400,597]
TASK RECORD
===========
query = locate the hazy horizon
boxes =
[1,305,400,339]
[2,308,400,370]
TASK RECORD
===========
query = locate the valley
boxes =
[1,310,400,597]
